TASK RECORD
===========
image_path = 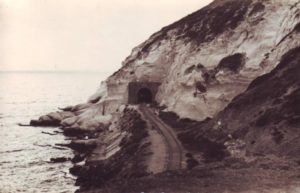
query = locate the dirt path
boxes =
[139,105,184,171]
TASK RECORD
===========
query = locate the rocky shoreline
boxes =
[28,48,300,192]
[29,102,300,193]
[26,0,300,192]
[29,105,154,192]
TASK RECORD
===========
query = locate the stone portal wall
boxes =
[127,82,161,104]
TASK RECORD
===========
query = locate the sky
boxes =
[0,0,213,74]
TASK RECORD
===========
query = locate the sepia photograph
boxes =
[1,0,300,192]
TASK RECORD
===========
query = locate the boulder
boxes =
[50,157,70,163]
[30,112,63,127]
[69,139,97,153]
[62,127,87,137]
[61,117,78,127]
[72,154,86,163]
[47,112,63,122]
[70,165,84,176]
[30,118,60,127]
[60,111,75,119]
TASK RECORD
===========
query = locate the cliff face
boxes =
[29,1,300,192]
[222,46,300,158]
[90,0,300,121]
[179,46,300,161]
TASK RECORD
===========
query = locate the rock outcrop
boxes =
[30,103,112,135]
[74,109,150,189]
[89,0,300,121]
[31,0,300,129]
[185,46,300,159]
[30,1,300,192]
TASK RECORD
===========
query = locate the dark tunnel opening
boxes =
[137,88,153,104]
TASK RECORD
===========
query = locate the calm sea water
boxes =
[0,72,107,193]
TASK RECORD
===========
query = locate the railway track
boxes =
[139,105,183,170]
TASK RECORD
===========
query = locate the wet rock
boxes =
[41,131,57,136]
[75,163,109,187]
[63,129,84,137]
[69,139,97,153]
[30,112,63,127]
[72,154,86,163]
[30,119,60,127]
[55,143,72,148]
[50,157,70,163]
[18,123,31,127]
[70,165,84,176]
[62,127,86,137]
[29,119,42,126]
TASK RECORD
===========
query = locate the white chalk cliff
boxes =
[87,0,300,121]
[48,0,300,131]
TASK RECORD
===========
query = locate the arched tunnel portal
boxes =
[128,82,161,104]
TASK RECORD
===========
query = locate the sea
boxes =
[0,71,108,193]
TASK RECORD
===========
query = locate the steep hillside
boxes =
[84,40,300,193]
[182,46,300,160]
[29,1,300,192]
[31,0,300,145]
[88,0,300,121]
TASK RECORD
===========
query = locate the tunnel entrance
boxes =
[137,88,153,103]
[127,82,161,104]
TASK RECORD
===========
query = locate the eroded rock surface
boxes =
[89,0,300,121]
